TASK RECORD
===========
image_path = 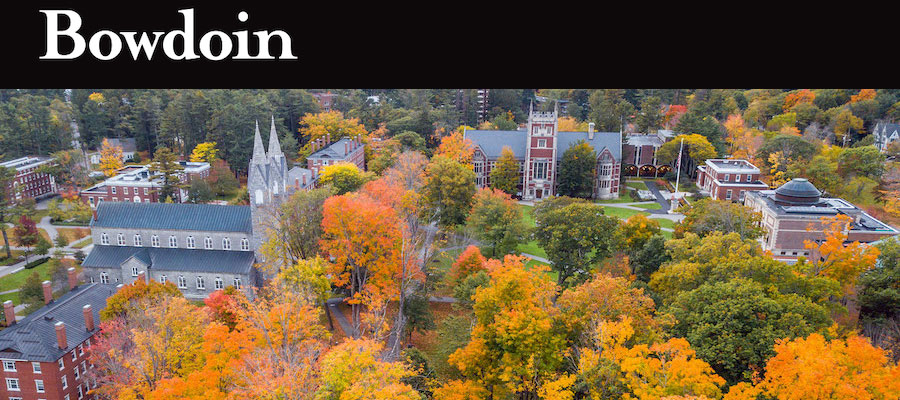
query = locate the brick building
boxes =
[305,136,365,182]
[0,157,58,201]
[0,277,115,400]
[621,130,675,177]
[465,104,622,200]
[696,159,770,202]
[744,178,898,262]
[79,162,210,208]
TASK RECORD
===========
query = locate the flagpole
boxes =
[669,137,684,213]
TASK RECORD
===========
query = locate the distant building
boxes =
[0,279,115,400]
[79,162,210,207]
[87,137,137,165]
[744,178,898,262]
[872,121,900,153]
[0,156,57,201]
[465,104,622,200]
[312,92,337,112]
[622,130,676,177]
[696,159,769,202]
[306,136,365,181]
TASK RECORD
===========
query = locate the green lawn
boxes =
[626,181,649,191]
[598,206,649,220]
[653,218,676,230]
[516,204,548,259]
[661,230,673,239]
[594,197,640,204]
[634,202,663,210]
[0,258,52,293]
[71,237,92,249]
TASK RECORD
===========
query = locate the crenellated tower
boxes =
[522,102,559,200]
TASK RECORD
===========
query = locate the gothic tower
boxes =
[248,120,270,262]
[522,102,559,200]
[266,116,287,198]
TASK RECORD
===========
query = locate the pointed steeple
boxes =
[267,115,283,157]
[251,120,267,162]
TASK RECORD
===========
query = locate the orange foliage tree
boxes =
[851,89,877,103]
[449,245,487,284]
[434,127,475,165]
[804,214,881,294]
[783,89,816,111]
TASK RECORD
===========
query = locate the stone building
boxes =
[80,202,258,300]
[744,178,898,262]
[465,104,622,200]
[0,279,115,400]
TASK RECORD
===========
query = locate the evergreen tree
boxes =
[557,141,597,198]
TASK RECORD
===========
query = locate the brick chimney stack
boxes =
[55,321,67,349]
[67,267,77,290]
[3,301,15,326]
[344,141,349,155]
[83,305,95,331]
[294,178,299,190]
[92,208,98,222]
[42,280,53,304]
[302,174,307,186]
[588,122,595,140]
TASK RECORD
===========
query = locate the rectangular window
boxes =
[61,375,67,389]
[241,239,249,251]
[726,189,733,200]
[78,344,84,356]
[151,235,159,247]
[144,187,149,195]
[74,366,80,380]
[6,378,19,391]
[3,360,15,371]
[160,275,167,284]
[35,379,44,393]
[537,139,547,148]
[100,233,109,245]
[58,359,64,370]
[187,236,195,249]
[205,237,213,249]
[123,187,128,195]
[132,267,138,277]
[169,236,177,248]
[233,278,242,290]
[215,278,224,290]
[533,161,547,180]
[746,174,752,182]
[71,350,77,361]
[111,187,116,194]
[197,277,205,290]
[222,238,231,250]
[723,174,730,182]
[117,234,125,246]
[100,273,109,284]
[32,362,41,374]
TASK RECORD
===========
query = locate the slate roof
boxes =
[91,202,252,233]
[464,129,622,160]
[82,245,256,275]
[0,283,115,362]
[308,138,361,160]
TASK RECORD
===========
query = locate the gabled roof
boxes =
[308,138,362,160]
[105,138,137,153]
[0,283,115,362]
[91,202,252,233]
[82,245,256,275]
[464,129,622,160]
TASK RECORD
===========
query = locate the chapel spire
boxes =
[267,115,283,157]
[251,119,267,162]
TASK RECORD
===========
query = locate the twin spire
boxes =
[251,116,283,163]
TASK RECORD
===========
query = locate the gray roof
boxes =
[91,202,252,233]
[82,245,256,274]
[0,283,115,362]
[775,178,821,199]
[104,137,137,153]
[308,138,361,160]
[464,129,622,160]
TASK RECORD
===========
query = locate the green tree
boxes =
[422,155,476,228]
[394,130,426,152]
[489,146,519,195]
[13,215,39,263]
[148,147,184,201]
[589,89,635,132]
[533,199,620,287]
[187,179,214,204]
[18,272,44,307]
[0,166,17,259]
[676,198,765,240]
[467,188,527,257]
[635,96,662,132]
[667,278,832,384]
[838,145,886,180]
[556,140,597,198]
[859,237,900,326]
[675,111,726,152]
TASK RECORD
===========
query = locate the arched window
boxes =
[117,233,125,246]
[133,234,142,246]
[151,235,160,247]
[205,237,213,249]
[168,236,177,248]
[186,236,195,249]
[100,233,109,245]
[241,238,249,251]
[222,237,231,250]
[255,189,264,205]
[196,276,205,290]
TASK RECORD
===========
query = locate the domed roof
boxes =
[774,178,821,205]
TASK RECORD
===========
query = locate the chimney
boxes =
[326,133,331,144]
[302,174,307,186]
[294,178,299,190]
[92,208,98,221]
[67,268,77,290]
[83,305,95,331]
[55,321,67,349]
[42,280,52,304]
[588,122,595,140]
[3,301,14,326]
[344,142,349,155]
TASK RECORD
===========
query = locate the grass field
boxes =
[598,206,650,220]
[626,181,649,191]
[71,237,92,249]
[56,227,90,243]
[0,258,52,293]
[653,218,676,230]
[634,202,663,210]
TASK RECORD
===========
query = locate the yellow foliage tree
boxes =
[99,137,124,177]
[558,116,589,132]
[435,128,475,165]
[298,111,368,160]
[317,338,420,400]
[850,89,877,103]
[190,142,219,163]
[804,214,880,295]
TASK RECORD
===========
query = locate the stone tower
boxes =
[522,102,559,200]
[247,117,289,262]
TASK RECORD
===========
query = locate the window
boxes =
[123,187,128,195]
[73,366,80,380]
[241,238,249,251]
[169,236,177,248]
[599,164,612,177]
[3,360,15,372]
[111,187,116,194]
[32,362,41,374]
[151,235,159,247]
[61,375,67,389]
[215,277,224,290]
[178,276,187,289]
[233,277,242,290]
[222,238,231,250]
[58,359,64,370]
[6,378,19,391]
[100,233,109,245]
[131,267,138,277]
[36,379,44,393]
[537,139,547,148]
[78,385,83,399]
[160,275,167,284]
[746,174,752,182]
[117,233,125,246]
[196,276,205,290]
[186,236,195,249]
[100,273,109,284]
[205,237,213,249]
[725,189,733,200]
[143,187,148,195]
[133,234,141,246]
[723,173,730,182]
[78,344,84,356]
[71,350,76,361]
[533,160,548,180]
[80,361,86,375]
